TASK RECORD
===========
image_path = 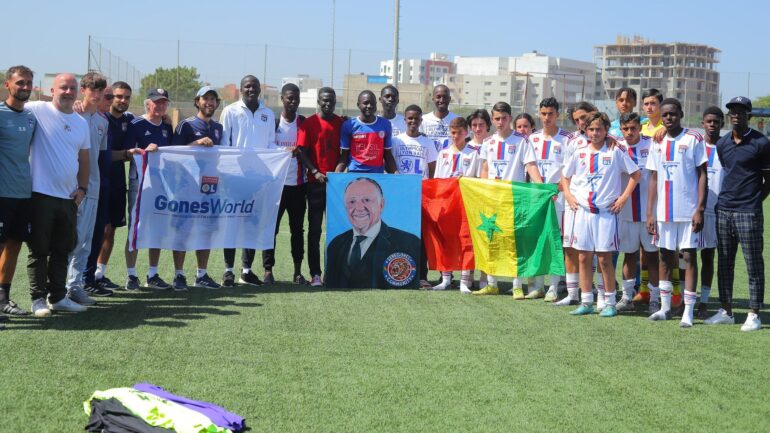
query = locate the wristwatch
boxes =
[77,186,88,195]
[311,169,319,175]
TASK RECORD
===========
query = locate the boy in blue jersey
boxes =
[124,89,175,291]
[336,90,396,174]
[169,86,224,290]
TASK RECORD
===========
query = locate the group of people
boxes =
[0,65,768,332]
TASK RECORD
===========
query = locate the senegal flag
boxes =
[458,178,564,278]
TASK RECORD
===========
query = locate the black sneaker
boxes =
[0,300,29,316]
[195,273,221,289]
[0,315,8,323]
[97,276,120,290]
[293,274,308,285]
[126,275,141,291]
[222,271,235,288]
[147,274,171,290]
[84,281,114,297]
[238,270,263,286]
[172,274,188,292]
[263,271,275,285]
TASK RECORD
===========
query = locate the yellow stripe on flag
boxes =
[459,177,518,276]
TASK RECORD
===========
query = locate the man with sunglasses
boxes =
[705,96,770,332]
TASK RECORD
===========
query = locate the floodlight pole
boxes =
[393,0,400,84]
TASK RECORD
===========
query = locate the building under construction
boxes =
[594,35,720,118]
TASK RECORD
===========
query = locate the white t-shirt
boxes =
[529,128,570,210]
[434,145,481,179]
[384,114,407,138]
[562,131,590,197]
[27,101,90,199]
[80,111,109,198]
[645,128,708,222]
[705,143,722,216]
[270,114,304,186]
[220,100,276,148]
[392,133,438,178]
[420,111,459,151]
[479,131,536,182]
[618,136,653,222]
[562,141,639,213]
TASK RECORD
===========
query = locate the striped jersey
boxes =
[562,141,639,213]
[618,136,653,222]
[530,128,570,210]
[562,131,590,197]
[645,128,707,222]
[704,143,722,215]
[434,145,480,179]
[479,131,536,182]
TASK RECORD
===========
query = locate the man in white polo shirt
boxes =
[25,73,91,317]
[219,74,276,287]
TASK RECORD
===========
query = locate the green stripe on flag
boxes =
[511,181,565,278]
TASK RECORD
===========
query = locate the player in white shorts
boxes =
[615,112,660,312]
[698,106,724,319]
[432,117,480,293]
[526,98,570,301]
[474,102,542,298]
[645,98,708,327]
[562,112,640,317]
[556,102,597,306]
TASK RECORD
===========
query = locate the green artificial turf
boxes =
[2,210,770,433]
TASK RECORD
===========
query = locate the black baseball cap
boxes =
[726,96,752,112]
[148,88,170,102]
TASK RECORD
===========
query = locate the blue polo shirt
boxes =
[125,116,173,180]
[172,116,223,146]
[716,128,770,212]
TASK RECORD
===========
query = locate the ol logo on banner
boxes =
[201,176,219,194]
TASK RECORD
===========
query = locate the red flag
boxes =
[421,178,475,271]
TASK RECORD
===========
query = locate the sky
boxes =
[8,0,770,106]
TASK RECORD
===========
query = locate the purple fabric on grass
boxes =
[133,383,245,432]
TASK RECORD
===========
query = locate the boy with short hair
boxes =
[391,105,437,179]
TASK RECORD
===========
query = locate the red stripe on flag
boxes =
[421,178,475,271]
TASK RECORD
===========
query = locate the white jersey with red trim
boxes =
[562,141,639,213]
[646,128,707,222]
[530,128,569,210]
[479,131,536,182]
[704,143,722,216]
[562,131,590,195]
[434,145,481,179]
[618,136,653,222]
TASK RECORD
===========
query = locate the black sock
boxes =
[0,283,10,304]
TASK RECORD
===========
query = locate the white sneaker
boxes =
[431,283,448,291]
[741,313,761,332]
[459,283,472,294]
[704,308,735,325]
[68,287,95,306]
[32,298,51,317]
[310,275,323,287]
[49,296,87,313]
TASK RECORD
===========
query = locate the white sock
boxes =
[548,275,560,292]
[95,263,106,280]
[175,269,184,277]
[487,275,497,287]
[596,273,605,291]
[566,273,579,300]
[581,291,594,307]
[659,280,673,312]
[479,271,488,288]
[225,267,234,273]
[242,267,251,274]
[700,286,711,303]
[513,277,523,289]
[622,279,636,301]
[605,291,617,307]
[148,266,158,278]
[127,267,137,277]
[460,270,472,293]
[197,268,207,279]
[433,272,452,290]
[649,283,660,303]
[682,290,696,326]
[532,276,545,292]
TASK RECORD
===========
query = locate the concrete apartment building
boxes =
[379,53,454,85]
[594,35,720,117]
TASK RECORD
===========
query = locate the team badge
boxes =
[533,137,540,142]
[383,252,416,287]
[553,145,561,154]
[678,145,688,153]
[157,88,165,94]
[162,129,168,138]
[28,119,34,128]
[641,149,649,157]
[97,127,104,137]
[200,176,219,194]
[122,122,128,132]
[378,131,385,138]
[507,145,516,154]
[214,130,220,139]
[602,157,612,165]
[64,124,71,132]
[261,114,268,122]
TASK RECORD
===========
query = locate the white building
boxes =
[282,75,323,92]
[379,53,454,85]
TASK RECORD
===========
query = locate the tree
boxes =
[753,94,770,108]
[140,66,203,102]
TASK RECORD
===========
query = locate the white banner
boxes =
[128,146,290,251]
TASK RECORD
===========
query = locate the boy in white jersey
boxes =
[420,85,460,152]
[555,102,597,306]
[615,113,660,311]
[380,85,406,137]
[432,117,479,293]
[563,112,640,317]
[525,98,570,301]
[645,98,708,327]
[474,102,542,297]
[392,105,437,178]
[698,106,725,319]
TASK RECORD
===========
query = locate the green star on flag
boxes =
[477,212,502,241]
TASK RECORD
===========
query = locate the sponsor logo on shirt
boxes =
[533,137,540,142]
[144,131,152,136]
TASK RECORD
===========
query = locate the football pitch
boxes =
[3,208,770,433]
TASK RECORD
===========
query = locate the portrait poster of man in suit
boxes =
[325,174,421,289]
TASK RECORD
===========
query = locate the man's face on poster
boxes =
[344,180,384,235]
